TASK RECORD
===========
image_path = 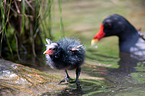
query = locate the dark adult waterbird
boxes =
[91,14,145,58]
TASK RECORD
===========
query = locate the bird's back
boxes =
[130,35,145,59]
[57,38,85,70]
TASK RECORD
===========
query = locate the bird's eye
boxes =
[104,20,112,28]
[53,48,56,50]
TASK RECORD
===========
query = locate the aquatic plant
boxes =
[0,0,64,62]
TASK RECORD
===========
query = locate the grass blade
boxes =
[58,0,65,38]
[21,0,25,34]
[48,0,53,39]
[0,0,5,56]
[0,0,14,58]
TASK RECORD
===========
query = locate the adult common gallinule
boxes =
[44,38,85,86]
[91,14,145,57]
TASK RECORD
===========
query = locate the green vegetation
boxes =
[0,0,65,61]
[0,0,42,60]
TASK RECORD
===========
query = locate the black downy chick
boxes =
[43,38,85,85]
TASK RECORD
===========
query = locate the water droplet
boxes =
[95,45,98,48]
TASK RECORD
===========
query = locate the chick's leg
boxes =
[59,70,73,84]
[65,70,71,79]
[75,67,81,84]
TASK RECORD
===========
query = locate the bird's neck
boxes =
[118,25,139,52]
[119,30,139,43]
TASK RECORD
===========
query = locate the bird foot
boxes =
[58,77,73,84]
[59,78,81,88]
[70,80,81,89]
[70,80,79,84]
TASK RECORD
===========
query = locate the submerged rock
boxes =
[0,59,65,96]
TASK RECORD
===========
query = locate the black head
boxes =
[103,14,127,36]
[43,39,61,56]
[91,14,138,45]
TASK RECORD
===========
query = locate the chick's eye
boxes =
[53,48,56,50]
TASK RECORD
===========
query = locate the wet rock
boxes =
[0,59,66,96]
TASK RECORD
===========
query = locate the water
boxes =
[39,47,145,96]
[1,44,145,96]
[1,39,145,96]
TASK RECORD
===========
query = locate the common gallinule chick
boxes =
[44,38,85,86]
[91,14,145,57]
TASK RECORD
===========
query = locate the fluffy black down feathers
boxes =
[44,38,85,70]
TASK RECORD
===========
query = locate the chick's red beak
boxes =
[91,23,105,46]
[43,49,54,55]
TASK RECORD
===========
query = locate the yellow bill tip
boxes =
[91,39,99,46]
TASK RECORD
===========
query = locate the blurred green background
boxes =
[0,0,145,63]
